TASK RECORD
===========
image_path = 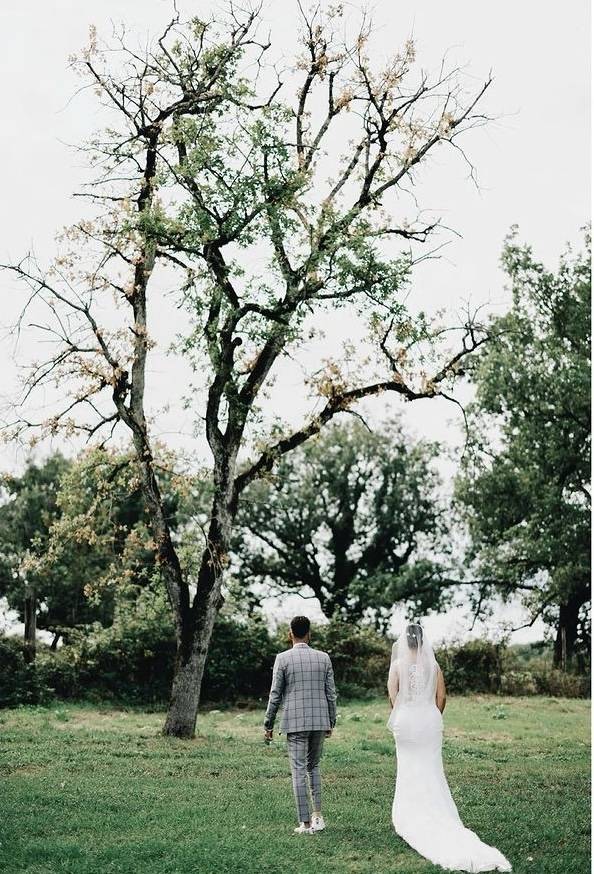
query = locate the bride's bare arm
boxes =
[436,667,447,713]
[387,661,399,707]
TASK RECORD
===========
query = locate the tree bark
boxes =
[553,595,581,669]
[23,584,36,664]
[163,472,234,737]
[162,591,221,738]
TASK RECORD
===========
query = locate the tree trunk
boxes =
[162,589,221,738]
[23,585,36,664]
[553,596,580,669]
[129,435,225,739]
[163,476,234,737]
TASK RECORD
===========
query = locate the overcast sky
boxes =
[0,0,590,643]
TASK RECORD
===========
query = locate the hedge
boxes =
[0,621,589,708]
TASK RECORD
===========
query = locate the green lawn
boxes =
[0,696,589,874]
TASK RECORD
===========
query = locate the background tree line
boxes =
[0,220,590,703]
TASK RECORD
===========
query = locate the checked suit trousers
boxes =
[286,730,325,822]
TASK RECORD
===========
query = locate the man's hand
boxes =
[325,729,333,738]
[264,728,274,742]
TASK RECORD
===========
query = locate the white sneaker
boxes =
[311,813,326,832]
[293,823,315,835]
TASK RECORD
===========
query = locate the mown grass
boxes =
[0,696,589,874]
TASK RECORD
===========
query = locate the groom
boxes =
[264,616,337,835]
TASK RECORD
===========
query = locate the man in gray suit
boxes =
[264,616,337,835]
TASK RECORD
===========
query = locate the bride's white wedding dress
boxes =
[387,627,512,873]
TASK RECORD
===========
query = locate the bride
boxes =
[387,623,512,872]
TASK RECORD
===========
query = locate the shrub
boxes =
[78,611,176,702]
[203,616,277,702]
[0,636,29,707]
[532,668,590,698]
[39,646,85,700]
[436,639,504,694]
[0,636,64,706]
[500,669,538,696]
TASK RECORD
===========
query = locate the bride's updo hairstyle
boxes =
[406,623,423,650]
[390,622,435,707]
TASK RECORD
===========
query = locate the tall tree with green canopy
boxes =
[456,229,591,668]
[2,5,492,735]
[233,419,455,624]
[0,455,71,659]
[0,449,171,655]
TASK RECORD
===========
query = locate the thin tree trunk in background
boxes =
[560,628,567,672]
[23,585,36,664]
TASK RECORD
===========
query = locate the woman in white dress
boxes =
[387,623,512,872]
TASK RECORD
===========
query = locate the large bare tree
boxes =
[2,4,492,736]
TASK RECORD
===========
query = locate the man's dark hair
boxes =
[290,616,311,639]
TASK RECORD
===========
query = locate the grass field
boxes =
[0,696,589,874]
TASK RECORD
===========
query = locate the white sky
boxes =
[0,0,590,644]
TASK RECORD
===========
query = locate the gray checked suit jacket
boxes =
[264,643,337,734]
